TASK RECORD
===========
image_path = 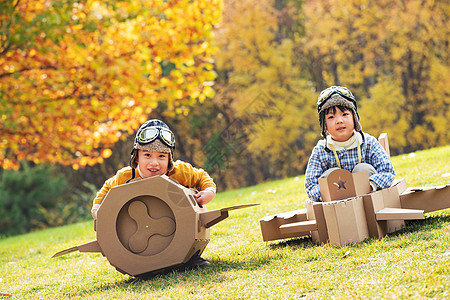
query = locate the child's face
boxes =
[136,149,169,178]
[325,106,355,142]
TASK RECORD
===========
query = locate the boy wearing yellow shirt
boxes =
[91,119,216,269]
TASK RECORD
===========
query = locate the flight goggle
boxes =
[317,86,356,111]
[137,126,175,147]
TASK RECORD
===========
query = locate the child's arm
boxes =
[367,137,396,190]
[90,175,118,220]
[305,147,326,202]
[170,161,216,205]
[194,187,216,206]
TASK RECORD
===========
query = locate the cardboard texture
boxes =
[319,169,371,202]
[362,179,424,239]
[53,175,257,276]
[279,220,317,235]
[306,200,328,244]
[259,209,310,242]
[375,208,424,220]
[259,133,449,247]
[392,178,408,194]
[362,190,387,238]
[379,180,405,234]
[378,133,390,157]
[400,185,450,213]
[322,197,369,247]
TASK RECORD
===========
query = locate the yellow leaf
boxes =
[102,148,112,158]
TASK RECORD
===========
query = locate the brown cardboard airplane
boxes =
[260,133,450,247]
[52,175,258,276]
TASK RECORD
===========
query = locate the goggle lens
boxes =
[139,127,158,142]
[317,86,355,109]
[160,129,175,145]
[137,127,175,147]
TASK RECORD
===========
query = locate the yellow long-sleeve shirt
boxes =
[92,160,216,206]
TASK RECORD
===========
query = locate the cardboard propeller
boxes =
[53,175,258,276]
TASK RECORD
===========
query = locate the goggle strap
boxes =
[318,91,357,112]
[318,87,355,106]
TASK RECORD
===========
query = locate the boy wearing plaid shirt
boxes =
[305,86,395,202]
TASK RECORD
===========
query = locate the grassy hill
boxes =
[1,146,449,299]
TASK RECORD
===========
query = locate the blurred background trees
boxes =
[1,0,220,169]
[302,0,449,154]
[1,0,448,234]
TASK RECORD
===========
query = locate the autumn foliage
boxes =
[1,0,449,191]
[173,0,449,189]
[1,0,221,169]
[302,0,450,152]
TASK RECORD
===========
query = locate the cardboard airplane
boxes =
[53,175,258,276]
[260,133,450,247]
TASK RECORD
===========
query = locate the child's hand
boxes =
[369,181,378,192]
[91,205,100,220]
[91,203,100,220]
[194,189,215,206]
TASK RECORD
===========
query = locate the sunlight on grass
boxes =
[0,146,449,299]
[391,145,450,186]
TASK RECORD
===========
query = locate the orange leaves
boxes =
[1,0,222,169]
[101,148,112,159]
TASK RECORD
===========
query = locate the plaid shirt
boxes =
[305,132,395,202]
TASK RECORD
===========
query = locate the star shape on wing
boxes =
[333,177,347,190]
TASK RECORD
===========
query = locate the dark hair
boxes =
[324,105,353,116]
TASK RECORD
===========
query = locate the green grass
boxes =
[1,145,449,299]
